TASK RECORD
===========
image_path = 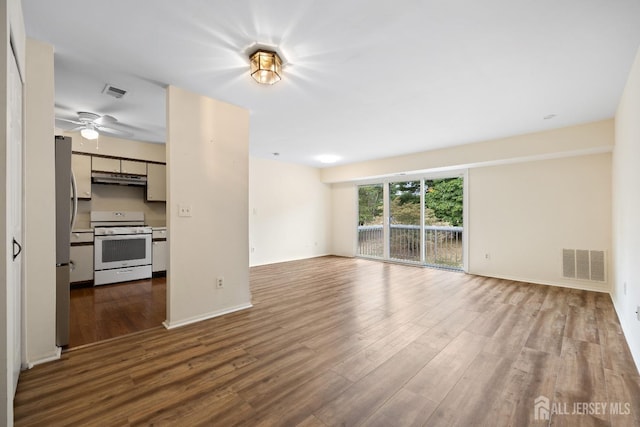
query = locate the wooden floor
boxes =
[14,256,640,426]
[69,277,166,348]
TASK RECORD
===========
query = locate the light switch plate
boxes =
[178,204,192,217]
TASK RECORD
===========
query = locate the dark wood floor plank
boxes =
[424,351,514,426]
[314,340,436,427]
[564,304,600,344]
[553,337,609,426]
[13,256,638,427]
[524,309,567,356]
[489,347,562,426]
[482,305,537,360]
[361,388,439,427]
[330,321,429,382]
[403,330,487,402]
[604,368,640,427]
[69,277,166,347]
[248,370,352,426]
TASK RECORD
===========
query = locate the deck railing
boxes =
[357,224,463,270]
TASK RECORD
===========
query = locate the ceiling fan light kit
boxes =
[80,126,99,140]
[250,49,282,85]
[56,111,134,139]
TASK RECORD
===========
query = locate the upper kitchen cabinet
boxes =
[121,160,147,175]
[147,163,166,201]
[92,156,120,173]
[72,153,92,199]
[92,157,148,175]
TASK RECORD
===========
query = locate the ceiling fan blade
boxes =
[56,117,83,125]
[95,115,118,125]
[97,125,133,138]
[55,118,85,131]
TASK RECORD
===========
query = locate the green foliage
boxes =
[359,178,463,227]
[424,178,463,226]
[389,197,420,224]
[389,181,421,205]
[358,185,383,225]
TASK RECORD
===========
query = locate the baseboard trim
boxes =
[250,254,331,267]
[163,302,253,330]
[25,347,62,369]
[469,271,611,293]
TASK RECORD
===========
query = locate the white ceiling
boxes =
[22,0,640,167]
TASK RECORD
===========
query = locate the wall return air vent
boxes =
[562,249,606,282]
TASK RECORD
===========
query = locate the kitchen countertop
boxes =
[72,228,94,233]
[146,220,166,228]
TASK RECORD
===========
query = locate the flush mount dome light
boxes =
[80,126,99,140]
[316,154,341,164]
[250,49,282,85]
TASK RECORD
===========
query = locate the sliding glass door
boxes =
[357,176,464,270]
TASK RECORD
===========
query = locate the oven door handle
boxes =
[95,234,151,241]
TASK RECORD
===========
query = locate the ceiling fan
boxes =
[55,112,133,140]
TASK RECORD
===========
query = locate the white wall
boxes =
[166,86,251,328]
[23,38,57,367]
[469,153,611,291]
[322,120,613,183]
[612,45,640,371]
[249,157,331,266]
[328,121,614,293]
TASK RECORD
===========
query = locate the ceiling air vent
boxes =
[562,249,606,282]
[102,84,127,99]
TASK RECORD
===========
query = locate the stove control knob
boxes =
[107,229,114,235]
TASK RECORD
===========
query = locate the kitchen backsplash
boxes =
[75,183,166,229]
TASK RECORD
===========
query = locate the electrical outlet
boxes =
[178,204,192,217]
[624,282,627,295]
[216,277,224,288]
[485,253,491,260]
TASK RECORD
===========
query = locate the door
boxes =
[357,177,465,270]
[7,45,24,393]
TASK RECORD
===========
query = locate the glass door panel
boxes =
[424,178,464,269]
[357,184,384,257]
[388,181,422,262]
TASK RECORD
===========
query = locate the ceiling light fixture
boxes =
[316,154,341,164]
[250,49,282,85]
[80,125,99,140]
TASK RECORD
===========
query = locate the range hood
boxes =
[91,172,147,186]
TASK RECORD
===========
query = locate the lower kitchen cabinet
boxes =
[152,240,167,273]
[70,245,94,283]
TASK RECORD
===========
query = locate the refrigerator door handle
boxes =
[70,170,78,232]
